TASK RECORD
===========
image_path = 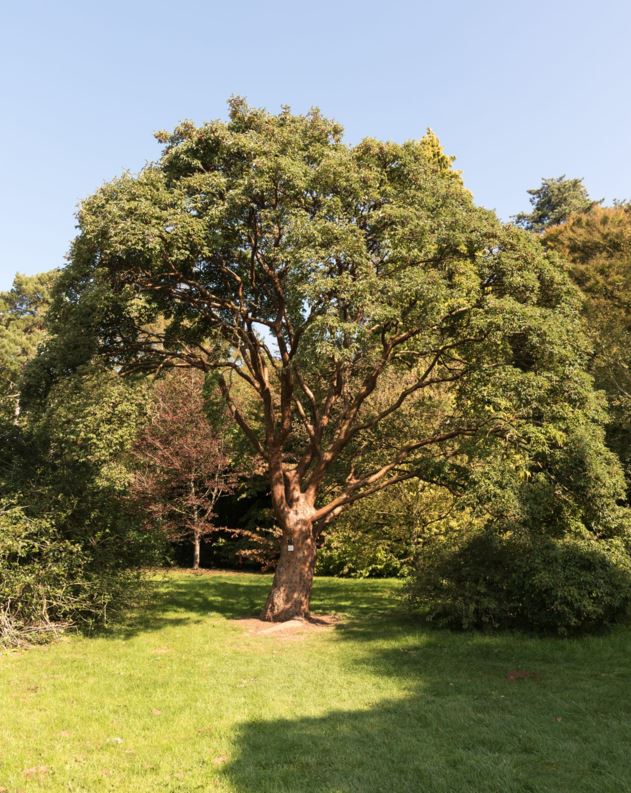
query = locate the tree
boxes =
[131,370,239,569]
[0,271,57,420]
[40,100,622,620]
[544,204,631,492]
[513,176,597,232]
[317,479,454,578]
[1,364,161,642]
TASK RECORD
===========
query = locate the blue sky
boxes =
[1,0,630,290]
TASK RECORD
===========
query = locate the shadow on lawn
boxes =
[104,573,272,638]
[104,572,404,639]
[99,572,630,790]
[221,620,631,793]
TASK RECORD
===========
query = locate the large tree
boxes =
[0,271,57,420]
[39,100,612,620]
[513,175,597,232]
[544,204,631,491]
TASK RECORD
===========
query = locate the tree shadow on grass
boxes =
[221,614,631,793]
[98,572,404,640]
[91,572,631,790]
[100,572,273,639]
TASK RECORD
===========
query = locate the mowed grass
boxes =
[1,573,631,792]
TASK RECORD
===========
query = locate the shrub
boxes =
[316,481,445,578]
[316,522,407,578]
[406,527,631,634]
[0,501,145,646]
[0,367,165,646]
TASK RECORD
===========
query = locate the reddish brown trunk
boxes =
[261,502,316,621]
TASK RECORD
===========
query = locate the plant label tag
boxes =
[288,544,294,552]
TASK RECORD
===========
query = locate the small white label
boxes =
[287,544,294,552]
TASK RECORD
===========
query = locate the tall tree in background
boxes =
[131,370,239,569]
[0,271,57,420]
[514,176,597,232]
[545,204,631,491]
[39,100,627,620]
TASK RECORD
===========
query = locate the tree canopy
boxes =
[0,271,57,420]
[513,176,597,232]
[545,204,631,493]
[33,100,628,620]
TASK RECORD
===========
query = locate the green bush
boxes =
[406,528,631,634]
[316,522,407,578]
[0,367,165,646]
[0,501,145,646]
[315,481,441,578]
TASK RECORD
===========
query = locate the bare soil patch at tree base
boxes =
[235,614,341,638]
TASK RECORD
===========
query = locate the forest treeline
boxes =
[1,104,630,639]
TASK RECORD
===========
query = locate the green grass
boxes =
[1,572,631,792]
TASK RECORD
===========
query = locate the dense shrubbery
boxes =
[406,423,631,634]
[316,482,448,578]
[406,528,631,634]
[0,365,164,646]
[316,508,409,579]
[0,501,144,645]
[316,524,406,578]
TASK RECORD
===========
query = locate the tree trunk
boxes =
[261,502,316,621]
[193,531,201,570]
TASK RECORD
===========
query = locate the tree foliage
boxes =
[131,370,241,568]
[544,204,631,491]
[0,365,162,644]
[316,480,454,578]
[33,99,631,621]
[0,271,57,420]
[513,176,597,232]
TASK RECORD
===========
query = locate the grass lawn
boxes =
[1,572,631,792]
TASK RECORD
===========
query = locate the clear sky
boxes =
[1,0,630,290]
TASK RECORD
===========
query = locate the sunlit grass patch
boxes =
[0,572,630,792]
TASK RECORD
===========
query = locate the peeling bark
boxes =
[261,500,316,621]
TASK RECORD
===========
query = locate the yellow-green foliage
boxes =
[0,366,162,643]
[317,481,458,578]
[545,205,631,492]
[0,270,57,419]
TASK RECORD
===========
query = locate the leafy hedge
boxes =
[406,528,631,634]
[0,501,148,646]
[0,367,164,646]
